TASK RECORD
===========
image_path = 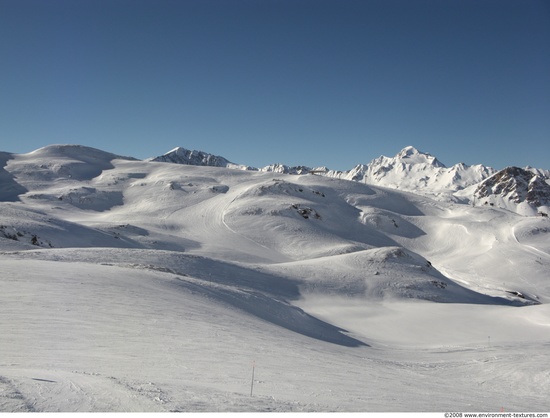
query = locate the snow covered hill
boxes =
[1,144,549,412]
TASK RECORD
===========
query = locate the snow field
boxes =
[2,258,549,412]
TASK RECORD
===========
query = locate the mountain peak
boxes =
[395,146,445,168]
[150,147,253,170]
[397,145,421,157]
[475,166,550,214]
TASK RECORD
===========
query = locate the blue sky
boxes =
[1,0,549,170]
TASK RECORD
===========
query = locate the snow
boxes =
[322,147,497,200]
[1,144,549,412]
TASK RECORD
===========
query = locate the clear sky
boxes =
[1,0,549,170]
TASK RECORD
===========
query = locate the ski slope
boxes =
[1,145,549,412]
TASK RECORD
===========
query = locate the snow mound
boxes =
[266,247,527,305]
[222,178,394,259]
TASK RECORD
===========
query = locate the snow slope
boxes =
[1,144,549,412]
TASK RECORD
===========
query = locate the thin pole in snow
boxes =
[250,360,256,396]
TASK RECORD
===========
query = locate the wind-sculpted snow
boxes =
[1,255,549,411]
[1,144,549,411]
[0,247,364,347]
[264,247,529,305]
[171,278,367,347]
[222,179,397,259]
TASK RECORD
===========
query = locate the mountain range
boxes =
[152,145,550,216]
[1,143,549,412]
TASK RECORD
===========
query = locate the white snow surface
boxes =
[1,144,549,412]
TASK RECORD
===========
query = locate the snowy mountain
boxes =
[323,146,496,198]
[258,163,314,175]
[150,146,253,170]
[474,166,550,216]
[1,144,549,412]
[152,145,496,191]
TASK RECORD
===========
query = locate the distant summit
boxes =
[259,163,315,175]
[151,147,324,175]
[395,146,445,167]
[150,147,253,170]
[324,146,495,198]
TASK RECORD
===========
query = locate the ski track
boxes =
[220,183,284,258]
